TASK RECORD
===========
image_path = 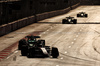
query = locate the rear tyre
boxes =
[51,47,59,58]
[62,19,66,24]
[21,47,28,56]
[18,39,26,50]
[85,14,88,17]
[73,19,77,24]
[21,51,27,56]
[77,14,79,17]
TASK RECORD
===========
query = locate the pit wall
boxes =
[0,3,80,37]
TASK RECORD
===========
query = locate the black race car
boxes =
[19,35,59,58]
[62,16,77,24]
[77,12,88,17]
[18,35,45,50]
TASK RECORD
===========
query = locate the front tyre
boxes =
[21,47,28,56]
[62,19,66,24]
[77,14,79,17]
[73,19,77,24]
[51,47,59,58]
[18,39,26,50]
[85,14,88,17]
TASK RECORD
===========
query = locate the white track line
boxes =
[60,57,63,59]
[65,51,67,54]
[56,65,59,66]
[71,42,74,44]
[68,46,71,48]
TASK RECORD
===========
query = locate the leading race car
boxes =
[62,16,77,24]
[77,12,88,17]
[18,35,45,50]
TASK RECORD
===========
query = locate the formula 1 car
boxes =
[20,37,59,58]
[18,35,45,50]
[77,12,88,17]
[62,16,77,24]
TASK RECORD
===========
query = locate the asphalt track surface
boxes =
[1,6,100,66]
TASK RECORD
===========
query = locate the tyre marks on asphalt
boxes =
[68,25,85,48]
[58,25,85,64]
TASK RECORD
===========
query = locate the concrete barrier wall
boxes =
[29,16,35,24]
[0,3,80,37]
[10,21,18,31]
[0,25,6,36]
[5,24,12,34]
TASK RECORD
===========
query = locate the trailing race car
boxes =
[77,12,88,17]
[19,35,59,58]
[62,16,77,24]
[18,35,45,50]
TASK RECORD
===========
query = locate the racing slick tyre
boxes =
[51,47,59,58]
[77,14,80,17]
[62,19,66,24]
[18,39,27,50]
[73,19,77,24]
[21,46,28,56]
[38,40,45,47]
[85,14,88,17]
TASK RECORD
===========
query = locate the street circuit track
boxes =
[1,6,100,66]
